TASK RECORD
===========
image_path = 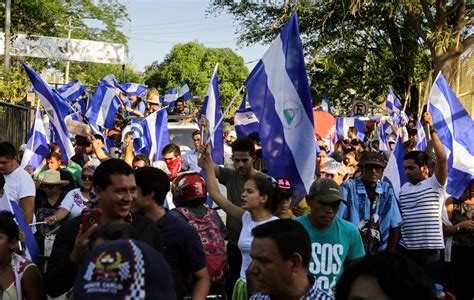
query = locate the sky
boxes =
[126,0,267,73]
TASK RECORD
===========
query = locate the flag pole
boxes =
[205,84,245,145]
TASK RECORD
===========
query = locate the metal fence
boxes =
[0,101,32,149]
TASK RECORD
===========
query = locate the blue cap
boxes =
[73,239,176,299]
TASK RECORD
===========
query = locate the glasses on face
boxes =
[81,175,93,181]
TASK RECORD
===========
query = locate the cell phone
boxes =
[81,208,102,232]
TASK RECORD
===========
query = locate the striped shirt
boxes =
[250,276,334,300]
[399,176,446,250]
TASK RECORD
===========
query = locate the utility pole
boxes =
[4,0,11,72]
[64,15,72,83]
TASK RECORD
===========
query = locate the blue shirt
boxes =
[338,178,403,251]
[295,215,365,294]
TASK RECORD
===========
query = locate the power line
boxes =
[130,36,236,45]
[131,19,233,31]
[132,25,235,35]
[132,16,231,28]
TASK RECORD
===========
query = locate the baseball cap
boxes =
[388,136,396,144]
[321,160,346,176]
[308,178,345,204]
[73,239,177,300]
[358,151,387,168]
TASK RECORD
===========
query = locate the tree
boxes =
[144,42,249,113]
[209,0,473,115]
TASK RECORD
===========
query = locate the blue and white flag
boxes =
[119,83,147,97]
[201,64,224,165]
[131,108,169,161]
[56,80,86,102]
[244,12,315,202]
[8,199,40,266]
[386,89,402,113]
[336,117,366,141]
[321,95,331,114]
[235,92,259,138]
[86,81,121,129]
[375,122,390,152]
[382,136,408,201]
[164,87,179,103]
[23,63,75,165]
[416,120,427,151]
[20,106,49,172]
[428,72,474,199]
[102,74,147,97]
[90,125,114,153]
[179,80,191,100]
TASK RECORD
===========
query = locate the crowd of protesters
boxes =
[0,90,472,300]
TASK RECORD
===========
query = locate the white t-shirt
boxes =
[60,188,90,219]
[238,211,279,282]
[399,176,447,250]
[4,166,35,204]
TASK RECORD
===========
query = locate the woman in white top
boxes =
[45,166,95,225]
[198,148,280,300]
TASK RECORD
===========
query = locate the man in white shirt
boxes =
[182,130,201,172]
[0,142,36,224]
[399,112,448,280]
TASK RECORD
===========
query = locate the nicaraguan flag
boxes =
[336,117,366,140]
[244,12,315,201]
[164,87,179,103]
[23,63,75,165]
[86,81,121,129]
[375,122,390,152]
[382,136,407,201]
[20,106,49,172]
[386,89,402,113]
[132,108,169,161]
[179,80,192,100]
[119,83,147,97]
[416,119,427,151]
[8,199,40,266]
[89,124,114,153]
[235,92,259,138]
[428,72,474,199]
[321,95,332,114]
[201,64,224,165]
[56,80,86,102]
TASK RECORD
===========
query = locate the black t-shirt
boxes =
[35,189,65,237]
[156,212,206,299]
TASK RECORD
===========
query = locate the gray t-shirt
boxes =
[217,166,265,245]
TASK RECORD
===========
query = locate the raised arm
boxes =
[198,146,244,221]
[424,112,448,185]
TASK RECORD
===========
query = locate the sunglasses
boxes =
[81,175,93,181]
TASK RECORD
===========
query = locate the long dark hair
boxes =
[246,176,282,213]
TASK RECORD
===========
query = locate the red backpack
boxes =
[173,207,226,286]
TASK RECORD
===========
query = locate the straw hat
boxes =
[42,169,69,186]
[147,94,161,105]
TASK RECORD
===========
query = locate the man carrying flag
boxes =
[399,112,448,280]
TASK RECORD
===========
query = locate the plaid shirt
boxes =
[250,277,334,300]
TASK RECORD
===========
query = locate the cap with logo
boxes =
[73,239,176,299]
[308,178,346,204]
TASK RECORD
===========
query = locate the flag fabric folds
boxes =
[382,136,408,201]
[56,80,86,102]
[201,64,224,165]
[131,108,169,162]
[244,12,315,202]
[179,80,192,100]
[22,63,75,165]
[102,74,147,97]
[321,95,332,114]
[86,81,121,129]
[375,122,390,152]
[428,72,474,199]
[8,199,40,266]
[164,87,179,103]
[336,117,366,141]
[416,120,427,151]
[386,89,402,113]
[234,92,259,138]
[20,106,49,172]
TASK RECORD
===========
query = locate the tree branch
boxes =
[420,0,436,31]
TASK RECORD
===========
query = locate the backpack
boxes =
[174,207,226,286]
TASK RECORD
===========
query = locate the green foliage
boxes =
[0,66,30,104]
[70,63,144,87]
[144,42,249,115]
[210,0,472,115]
